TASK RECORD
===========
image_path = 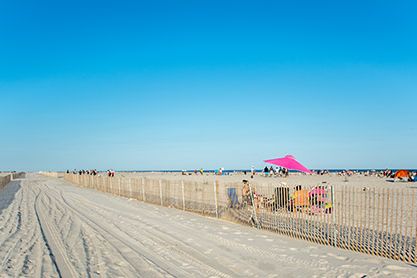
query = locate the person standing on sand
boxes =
[250,166,255,178]
[263,166,269,177]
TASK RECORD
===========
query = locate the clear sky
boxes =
[1,0,416,171]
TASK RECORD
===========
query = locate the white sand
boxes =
[119,171,417,189]
[0,174,415,277]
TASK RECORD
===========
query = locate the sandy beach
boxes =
[64,170,417,265]
[118,171,417,189]
[2,0,415,276]
[0,174,416,277]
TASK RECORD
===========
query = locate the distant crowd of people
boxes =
[261,166,289,177]
[67,169,99,176]
[67,169,116,177]
[333,169,416,181]
[65,167,416,182]
[180,166,290,178]
[182,168,205,176]
[181,168,228,176]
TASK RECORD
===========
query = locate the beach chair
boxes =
[227,187,239,208]
[308,186,332,214]
[291,189,310,212]
[274,186,290,211]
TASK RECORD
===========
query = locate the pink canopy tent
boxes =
[264,155,313,174]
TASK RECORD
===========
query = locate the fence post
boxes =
[129,178,132,198]
[142,177,146,202]
[249,183,259,228]
[331,185,337,247]
[118,178,121,196]
[181,180,186,211]
[213,177,219,218]
[159,179,163,206]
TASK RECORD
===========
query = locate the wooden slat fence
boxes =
[63,173,417,264]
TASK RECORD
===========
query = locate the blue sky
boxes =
[1,0,416,171]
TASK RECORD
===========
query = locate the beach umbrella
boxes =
[394,170,410,179]
[264,155,312,174]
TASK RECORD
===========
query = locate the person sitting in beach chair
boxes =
[309,184,332,214]
[289,185,309,212]
[227,187,239,208]
[253,192,265,210]
[265,194,276,212]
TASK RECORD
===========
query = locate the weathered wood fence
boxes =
[63,173,417,264]
[0,175,12,190]
[0,172,25,190]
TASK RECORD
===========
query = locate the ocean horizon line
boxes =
[53,168,417,173]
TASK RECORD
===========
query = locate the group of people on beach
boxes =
[336,169,417,181]
[106,170,116,177]
[181,168,228,176]
[182,169,205,175]
[262,166,289,177]
[68,169,99,176]
[237,180,332,215]
[67,169,116,177]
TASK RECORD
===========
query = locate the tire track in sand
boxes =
[33,188,78,278]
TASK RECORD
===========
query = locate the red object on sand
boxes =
[394,170,410,179]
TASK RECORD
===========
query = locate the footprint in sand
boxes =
[384,265,410,271]
[318,259,328,264]
[327,252,348,261]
